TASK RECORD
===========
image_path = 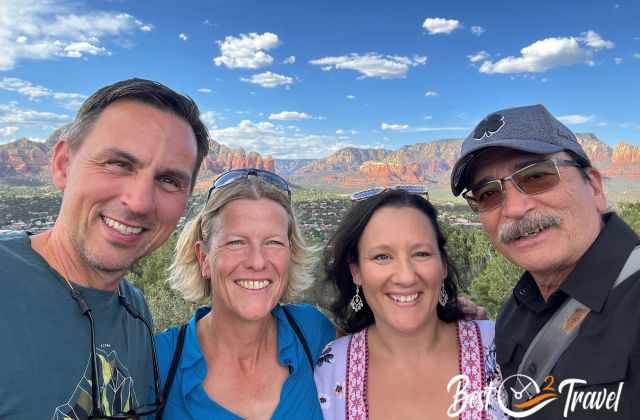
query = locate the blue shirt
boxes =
[155,303,335,419]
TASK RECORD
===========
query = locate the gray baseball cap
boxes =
[450,104,590,196]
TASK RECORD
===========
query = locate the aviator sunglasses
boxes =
[462,158,583,213]
[351,185,429,202]
[208,168,291,200]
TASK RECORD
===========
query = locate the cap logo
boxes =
[472,113,504,141]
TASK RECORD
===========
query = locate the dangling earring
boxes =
[439,283,449,307]
[350,284,364,312]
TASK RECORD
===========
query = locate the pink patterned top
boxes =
[313,320,505,420]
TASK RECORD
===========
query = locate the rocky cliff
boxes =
[0,138,50,183]
[0,137,275,185]
[300,147,391,174]
[1,132,638,188]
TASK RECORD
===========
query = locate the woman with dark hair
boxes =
[314,188,504,420]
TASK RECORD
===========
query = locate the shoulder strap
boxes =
[517,245,640,395]
[156,324,188,420]
[282,305,314,369]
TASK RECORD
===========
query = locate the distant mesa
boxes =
[0,137,275,189]
[1,133,640,190]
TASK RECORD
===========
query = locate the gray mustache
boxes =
[498,212,561,243]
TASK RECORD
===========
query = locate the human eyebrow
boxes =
[513,158,545,171]
[95,148,142,167]
[470,158,546,189]
[158,168,192,188]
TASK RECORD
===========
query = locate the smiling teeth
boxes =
[521,227,543,238]
[103,216,143,235]
[237,280,270,290]
[389,294,418,303]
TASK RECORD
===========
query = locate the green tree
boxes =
[469,251,523,319]
[129,235,195,331]
[619,202,640,234]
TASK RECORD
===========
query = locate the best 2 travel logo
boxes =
[447,373,624,418]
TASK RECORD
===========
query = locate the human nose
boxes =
[245,244,267,271]
[392,256,418,286]
[500,179,535,219]
[121,175,155,216]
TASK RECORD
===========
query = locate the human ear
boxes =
[585,167,608,213]
[195,241,211,279]
[349,262,362,286]
[51,140,71,191]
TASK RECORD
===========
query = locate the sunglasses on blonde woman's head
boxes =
[208,168,291,201]
[462,158,582,213]
[350,185,429,202]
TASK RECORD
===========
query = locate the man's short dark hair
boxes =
[64,78,209,189]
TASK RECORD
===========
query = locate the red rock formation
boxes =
[0,136,275,186]
[0,138,50,181]
[576,133,611,165]
[612,141,640,164]
[301,147,390,174]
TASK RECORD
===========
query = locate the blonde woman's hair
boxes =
[168,176,312,303]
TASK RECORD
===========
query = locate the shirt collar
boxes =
[178,304,302,397]
[513,212,639,313]
[560,212,639,312]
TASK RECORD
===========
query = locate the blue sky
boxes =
[0,0,638,158]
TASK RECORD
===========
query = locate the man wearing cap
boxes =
[451,104,639,419]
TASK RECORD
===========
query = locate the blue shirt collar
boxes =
[178,304,302,397]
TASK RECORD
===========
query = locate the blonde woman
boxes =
[155,169,335,419]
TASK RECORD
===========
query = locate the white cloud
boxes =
[579,30,614,49]
[240,71,293,88]
[468,50,490,63]
[0,77,50,98]
[614,57,623,64]
[268,111,311,121]
[213,32,279,69]
[336,129,344,135]
[283,55,295,64]
[179,33,188,41]
[0,1,153,70]
[424,115,433,120]
[0,77,86,109]
[471,26,485,36]
[210,119,361,159]
[633,53,640,59]
[309,53,427,79]
[557,114,594,125]
[346,95,355,99]
[422,18,461,35]
[424,90,439,97]
[63,41,107,57]
[381,123,409,131]
[380,122,467,132]
[199,111,219,129]
[479,37,590,74]
[478,31,615,74]
[0,126,19,137]
[140,25,153,32]
[198,88,212,93]
[0,103,70,125]
[414,126,469,132]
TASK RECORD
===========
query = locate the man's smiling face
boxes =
[471,148,607,280]
[52,100,198,277]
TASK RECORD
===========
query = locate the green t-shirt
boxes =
[0,231,155,419]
